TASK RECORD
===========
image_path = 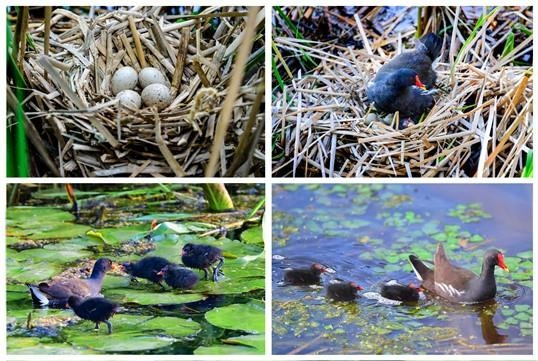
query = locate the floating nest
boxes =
[8,6,265,177]
[272,6,533,177]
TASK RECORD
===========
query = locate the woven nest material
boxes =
[272,8,533,177]
[11,6,265,177]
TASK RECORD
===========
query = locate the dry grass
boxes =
[272,6,533,177]
[8,6,265,177]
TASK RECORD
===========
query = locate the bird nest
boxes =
[272,7,533,177]
[9,6,265,177]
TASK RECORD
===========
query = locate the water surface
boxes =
[272,184,532,355]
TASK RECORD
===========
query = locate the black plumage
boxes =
[327,281,363,301]
[122,256,172,288]
[68,296,119,334]
[366,32,442,126]
[283,263,328,285]
[157,264,199,289]
[181,243,224,282]
[380,281,421,302]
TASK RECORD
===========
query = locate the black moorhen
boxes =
[157,264,199,289]
[380,280,422,302]
[409,243,509,303]
[283,263,328,285]
[28,258,113,308]
[327,281,363,301]
[67,295,119,334]
[181,243,224,282]
[122,256,172,288]
[366,32,442,127]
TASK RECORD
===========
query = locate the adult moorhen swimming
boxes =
[28,258,114,308]
[409,243,509,303]
[366,32,442,127]
[283,263,328,285]
[157,264,199,289]
[67,295,119,334]
[181,243,224,282]
[122,256,172,289]
[327,281,363,301]
[380,280,422,302]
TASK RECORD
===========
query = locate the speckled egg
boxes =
[141,83,172,109]
[111,66,138,95]
[139,67,168,89]
[116,89,141,109]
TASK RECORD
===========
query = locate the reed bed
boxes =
[7,6,265,177]
[272,6,533,177]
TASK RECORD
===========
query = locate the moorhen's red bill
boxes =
[28,258,113,308]
[409,243,509,303]
[157,264,199,289]
[122,256,172,289]
[380,280,421,302]
[67,295,119,334]
[366,32,442,127]
[283,263,328,285]
[327,281,363,301]
[181,243,224,282]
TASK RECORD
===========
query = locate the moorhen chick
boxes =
[380,280,422,302]
[366,32,442,126]
[409,243,509,303]
[122,256,172,289]
[181,243,224,282]
[67,295,119,334]
[283,263,328,285]
[28,258,113,308]
[327,281,363,301]
[157,264,199,289]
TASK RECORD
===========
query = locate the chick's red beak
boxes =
[415,75,426,90]
[353,283,364,291]
[497,253,509,272]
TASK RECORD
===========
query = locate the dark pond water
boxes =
[7,184,265,355]
[272,184,532,355]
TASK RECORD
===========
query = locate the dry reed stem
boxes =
[205,6,261,176]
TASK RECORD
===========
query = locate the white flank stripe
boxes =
[28,285,49,306]
[410,263,423,281]
[436,282,465,297]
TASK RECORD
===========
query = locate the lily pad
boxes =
[224,334,265,352]
[11,247,92,263]
[8,337,93,355]
[205,301,264,334]
[193,344,261,355]
[240,226,264,245]
[64,314,201,352]
[106,288,205,305]
[7,259,60,283]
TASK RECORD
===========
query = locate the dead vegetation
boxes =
[7,6,265,177]
[272,6,533,177]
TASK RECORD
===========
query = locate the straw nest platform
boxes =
[272,7,533,177]
[9,6,265,177]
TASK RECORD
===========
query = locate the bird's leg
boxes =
[94,322,100,330]
[104,320,113,334]
[213,258,224,282]
[202,268,209,280]
[158,281,166,291]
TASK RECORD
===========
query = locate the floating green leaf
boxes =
[205,301,264,334]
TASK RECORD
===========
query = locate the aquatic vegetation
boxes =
[7,184,265,355]
[273,184,532,355]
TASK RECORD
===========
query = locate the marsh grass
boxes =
[272,6,533,177]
